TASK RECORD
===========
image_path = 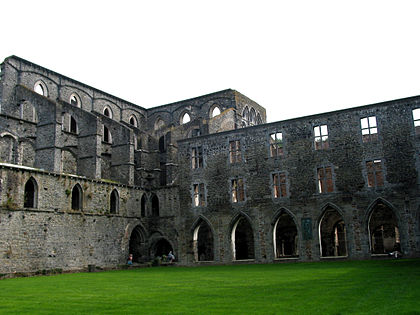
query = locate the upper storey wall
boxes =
[0,56,147,130]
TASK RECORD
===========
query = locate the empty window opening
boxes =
[366,159,384,187]
[210,106,221,118]
[190,128,201,138]
[181,112,191,124]
[231,178,245,203]
[193,183,205,207]
[103,125,112,143]
[361,116,378,143]
[151,238,173,259]
[70,94,80,107]
[151,194,159,217]
[141,195,147,217]
[129,225,146,263]
[70,116,77,133]
[129,115,138,127]
[159,136,165,152]
[193,220,214,261]
[319,207,347,257]
[24,177,37,208]
[231,217,254,260]
[317,166,334,193]
[269,132,283,157]
[229,140,241,163]
[273,212,298,258]
[314,125,329,150]
[257,113,262,125]
[249,108,256,126]
[272,172,287,198]
[103,107,112,118]
[191,146,203,169]
[71,184,83,210]
[413,108,420,135]
[369,201,400,254]
[154,118,165,130]
[34,81,46,96]
[242,107,250,126]
[110,189,119,214]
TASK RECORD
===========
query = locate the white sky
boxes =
[2,1,420,122]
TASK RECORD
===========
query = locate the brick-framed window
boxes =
[193,183,206,207]
[361,116,378,143]
[231,178,245,203]
[314,125,329,150]
[229,140,242,163]
[317,166,334,193]
[412,108,420,135]
[366,159,384,187]
[272,172,287,198]
[269,132,283,157]
[191,146,203,169]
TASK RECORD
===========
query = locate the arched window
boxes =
[71,184,83,210]
[256,113,262,125]
[159,135,165,152]
[154,118,165,130]
[242,107,249,126]
[110,189,119,214]
[103,125,112,143]
[210,106,221,118]
[151,194,159,217]
[103,107,112,118]
[129,115,138,127]
[24,177,38,208]
[181,112,191,124]
[34,81,47,96]
[70,93,81,107]
[249,108,256,126]
[141,194,147,217]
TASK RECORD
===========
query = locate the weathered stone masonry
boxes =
[0,55,419,273]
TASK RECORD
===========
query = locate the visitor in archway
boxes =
[168,251,175,263]
[127,253,133,265]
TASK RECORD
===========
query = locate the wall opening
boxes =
[273,211,298,258]
[231,216,254,260]
[151,194,159,217]
[369,201,400,254]
[129,225,146,263]
[71,184,83,210]
[193,219,214,262]
[319,207,347,257]
[110,189,119,214]
[24,177,38,208]
[151,238,173,258]
[141,194,146,217]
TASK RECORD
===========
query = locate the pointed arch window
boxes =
[110,189,119,214]
[151,194,159,217]
[34,81,47,96]
[24,177,38,208]
[141,194,147,217]
[181,112,191,124]
[103,107,112,118]
[210,106,221,118]
[129,115,138,127]
[70,93,81,107]
[71,184,83,210]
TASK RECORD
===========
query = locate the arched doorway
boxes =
[231,216,254,260]
[368,201,400,254]
[193,219,214,262]
[151,238,173,258]
[273,211,298,258]
[319,206,347,257]
[24,177,38,208]
[129,225,146,263]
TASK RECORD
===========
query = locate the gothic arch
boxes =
[191,216,215,262]
[272,208,299,258]
[318,204,347,257]
[151,194,159,217]
[110,189,119,214]
[24,177,38,208]
[128,224,147,263]
[71,183,83,210]
[141,194,147,217]
[230,212,255,260]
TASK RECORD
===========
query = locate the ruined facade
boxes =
[0,55,419,273]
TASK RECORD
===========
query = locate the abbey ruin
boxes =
[0,55,419,273]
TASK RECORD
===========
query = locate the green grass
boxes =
[0,259,419,314]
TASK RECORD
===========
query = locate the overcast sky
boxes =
[2,1,420,122]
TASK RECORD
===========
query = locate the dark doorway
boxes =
[129,225,146,263]
[274,211,298,258]
[319,207,347,257]
[232,217,254,260]
[151,238,173,258]
[24,177,37,208]
[193,220,214,261]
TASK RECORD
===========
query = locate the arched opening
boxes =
[210,106,221,118]
[129,115,138,127]
[154,118,165,130]
[110,189,119,214]
[257,113,262,125]
[24,177,38,208]
[151,238,173,258]
[103,107,112,118]
[181,112,191,124]
[231,216,254,260]
[71,184,83,210]
[242,107,249,126]
[368,201,400,254]
[193,219,214,262]
[70,93,81,107]
[103,125,112,143]
[141,194,147,217]
[34,81,47,96]
[319,206,347,257]
[129,225,146,263]
[273,211,298,258]
[249,108,256,126]
[151,194,159,217]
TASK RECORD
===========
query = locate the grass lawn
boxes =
[0,259,419,314]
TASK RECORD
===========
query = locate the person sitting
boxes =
[167,251,175,263]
